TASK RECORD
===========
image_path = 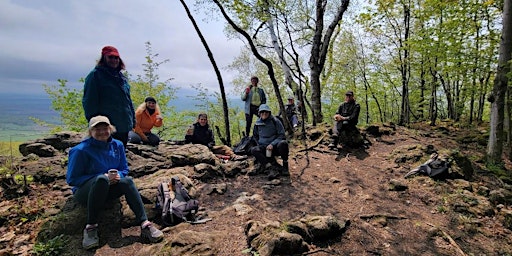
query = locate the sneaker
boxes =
[141,223,164,243]
[82,227,99,250]
[328,143,336,148]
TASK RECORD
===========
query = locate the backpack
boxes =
[233,136,257,155]
[404,153,451,179]
[156,176,199,225]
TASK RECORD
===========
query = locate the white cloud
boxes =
[0,0,244,94]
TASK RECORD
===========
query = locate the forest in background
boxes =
[19,0,512,165]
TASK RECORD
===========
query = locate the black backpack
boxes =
[156,176,199,226]
[233,136,257,155]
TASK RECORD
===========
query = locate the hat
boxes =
[101,46,120,57]
[258,104,271,113]
[89,115,111,128]
[144,96,157,103]
[345,90,354,96]
[288,96,294,100]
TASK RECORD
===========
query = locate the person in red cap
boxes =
[82,46,136,146]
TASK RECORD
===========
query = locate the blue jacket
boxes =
[241,86,267,114]
[66,137,129,193]
[82,66,136,133]
[253,115,285,147]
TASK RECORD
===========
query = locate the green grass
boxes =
[0,141,22,157]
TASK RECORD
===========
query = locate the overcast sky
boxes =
[0,0,245,96]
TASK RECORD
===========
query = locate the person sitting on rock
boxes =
[249,104,289,180]
[185,113,245,161]
[329,90,362,149]
[66,115,163,250]
[128,96,163,146]
[278,96,299,128]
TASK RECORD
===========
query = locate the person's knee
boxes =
[96,174,109,184]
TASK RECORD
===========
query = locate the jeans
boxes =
[73,174,147,225]
[250,140,289,166]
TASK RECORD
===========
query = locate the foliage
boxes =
[32,235,68,256]
[38,42,180,139]
[0,141,22,157]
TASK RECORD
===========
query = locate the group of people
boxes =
[67,45,361,250]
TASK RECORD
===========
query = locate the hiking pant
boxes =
[112,132,129,147]
[250,140,289,166]
[245,104,260,136]
[332,121,359,146]
[128,131,161,146]
[73,175,148,225]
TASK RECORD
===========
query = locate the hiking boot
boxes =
[82,227,99,250]
[281,161,290,176]
[267,166,280,180]
[141,223,164,243]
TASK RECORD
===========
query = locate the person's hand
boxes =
[245,87,251,94]
[334,114,342,121]
[107,169,120,184]
[156,115,163,120]
[266,144,273,151]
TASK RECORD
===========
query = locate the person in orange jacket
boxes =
[128,97,163,146]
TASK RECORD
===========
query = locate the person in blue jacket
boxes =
[241,76,267,137]
[66,115,163,250]
[249,104,289,180]
[82,46,136,146]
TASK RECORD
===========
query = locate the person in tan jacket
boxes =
[128,97,163,146]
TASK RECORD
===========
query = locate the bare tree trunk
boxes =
[213,0,286,126]
[398,1,411,126]
[179,0,231,145]
[487,0,512,163]
[309,0,350,124]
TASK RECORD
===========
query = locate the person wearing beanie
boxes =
[82,45,136,146]
[241,76,267,136]
[128,97,163,146]
[66,115,163,250]
[249,104,289,180]
[328,90,361,149]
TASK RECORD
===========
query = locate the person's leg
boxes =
[128,131,142,144]
[245,113,253,136]
[74,175,110,225]
[145,133,160,146]
[276,141,289,175]
[107,176,147,225]
[74,175,109,250]
[329,121,341,148]
[112,132,129,146]
[249,145,268,166]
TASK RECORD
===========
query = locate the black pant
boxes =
[250,140,289,166]
[112,132,129,147]
[245,104,260,136]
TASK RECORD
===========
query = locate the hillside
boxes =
[1,122,512,255]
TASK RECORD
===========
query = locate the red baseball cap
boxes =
[101,46,120,57]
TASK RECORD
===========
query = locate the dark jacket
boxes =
[185,122,215,148]
[336,100,360,127]
[253,115,286,147]
[82,66,136,133]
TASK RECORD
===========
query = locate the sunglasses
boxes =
[107,55,119,60]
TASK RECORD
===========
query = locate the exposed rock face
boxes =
[22,132,352,255]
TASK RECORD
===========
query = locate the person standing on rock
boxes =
[249,104,289,180]
[128,96,163,146]
[82,46,136,146]
[241,76,267,136]
[66,115,163,250]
